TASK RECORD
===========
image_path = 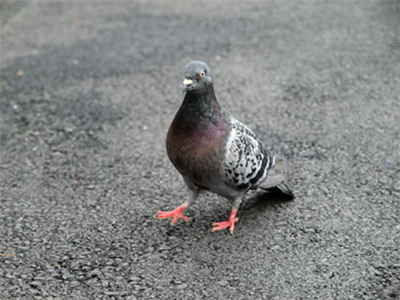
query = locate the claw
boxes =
[156,204,189,224]
[211,208,238,234]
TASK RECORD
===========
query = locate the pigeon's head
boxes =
[182,60,212,94]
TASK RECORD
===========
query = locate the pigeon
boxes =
[156,60,294,233]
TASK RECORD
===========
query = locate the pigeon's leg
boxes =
[156,189,199,224]
[212,198,241,234]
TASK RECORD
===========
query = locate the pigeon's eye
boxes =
[199,71,206,78]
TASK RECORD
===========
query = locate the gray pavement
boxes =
[1,1,400,299]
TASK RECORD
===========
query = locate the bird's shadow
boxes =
[241,188,295,210]
[241,188,295,216]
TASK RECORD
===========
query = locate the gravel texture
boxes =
[1,1,399,299]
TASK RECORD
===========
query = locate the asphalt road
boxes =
[1,1,400,299]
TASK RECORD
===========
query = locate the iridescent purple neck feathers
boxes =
[170,84,224,138]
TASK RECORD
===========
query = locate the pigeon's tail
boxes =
[276,182,295,199]
[258,160,295,199]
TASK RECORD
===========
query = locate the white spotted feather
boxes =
[223,116,275,190]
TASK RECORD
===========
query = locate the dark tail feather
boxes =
[258,160,295,199]
[277,183,295,199]
[260,183,295,200]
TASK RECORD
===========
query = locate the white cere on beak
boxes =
[183,79,194,86]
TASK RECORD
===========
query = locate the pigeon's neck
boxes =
[180,85,221,124]
[170,84,225,137]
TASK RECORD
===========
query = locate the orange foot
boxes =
[212,209,238,234]
[156,204,189,224]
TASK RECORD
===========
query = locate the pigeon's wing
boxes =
[258,160,295,198]
[223,117,275,190]
[258,160,287,189]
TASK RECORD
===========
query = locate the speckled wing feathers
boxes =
[223,117,275,190]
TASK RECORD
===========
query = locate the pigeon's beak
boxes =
[183,79,194,86]
[182,78,194,93]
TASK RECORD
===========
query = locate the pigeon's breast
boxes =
[166,120,228,186]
